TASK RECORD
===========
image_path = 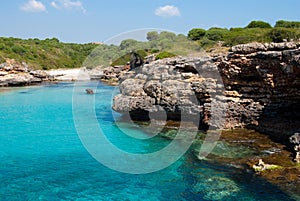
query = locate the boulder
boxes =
[86,89,94,94]
[0,59,47,86]
[290,133,300,163]
[130,52,144,70]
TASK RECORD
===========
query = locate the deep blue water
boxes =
[0,82,294,201]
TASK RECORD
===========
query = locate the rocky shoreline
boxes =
[0,59,109,86]
[2,41,300,198]
[111,41,300,198]
[0,59,49,86]
[112,41,300,142]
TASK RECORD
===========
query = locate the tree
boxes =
[187,28,206,41]
[246,21,272,28]
[119,39,138,50]
[159,31,176,41]
[146,31,159,41]
[205,28,229,41]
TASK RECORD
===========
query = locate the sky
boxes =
[0,0,299,43]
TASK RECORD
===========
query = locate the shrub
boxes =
[0,44,5,50]
[205,28,229,41]
[155,51,177,60]
[147,31,159,41]
[151,49,159,53]
[267,28,300,42]
[229,27,244,32]
[188,28,206,41]
[199,38,217,49]
[159,31,176,41]
[224,28,272,46]
[275,20,300,28]
[119,39,139,50]
[246,21,272,28]
[11,45,27,55]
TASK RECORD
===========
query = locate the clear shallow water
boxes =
[0,82,294,201]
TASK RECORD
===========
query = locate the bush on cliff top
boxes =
[267,28,300,42]
[155,51,177,60]
[246,20,272,29]
[188,20,300,49]
[275,20,300,28]
[188,28,206,41]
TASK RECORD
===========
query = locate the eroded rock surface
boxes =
[0,59,49,86]
[113,41,300,140]
[290,133,300,163]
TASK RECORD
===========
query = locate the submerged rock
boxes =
[192,176,240,200]
[86,89,94,94]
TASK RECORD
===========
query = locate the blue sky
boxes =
[0,0,299,43]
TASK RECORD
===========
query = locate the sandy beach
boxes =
[47,68,91,81]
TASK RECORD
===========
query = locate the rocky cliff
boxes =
[113,41,300,141]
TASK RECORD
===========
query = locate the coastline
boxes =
[111,41,300,198]
[1,41,300,198]
[0,58,104,86]
[46,68,92,81]
[1,75,300,198]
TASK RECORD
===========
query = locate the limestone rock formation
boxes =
[0,59,49,86]
[113,41,300,140]
[220,41,300,137]
[94,66,129,84]
[113,56,226,129]
[289,133,300,163]
[130,52,144,70]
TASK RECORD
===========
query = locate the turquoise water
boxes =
[0,82,293,201]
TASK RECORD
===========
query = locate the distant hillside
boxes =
[0,37,98,70]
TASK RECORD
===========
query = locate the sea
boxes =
[0,82,294,201]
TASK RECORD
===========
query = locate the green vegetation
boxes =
[188,20,300,49]
[205,27,229,41]
[111,50,147,66]
[268,27,300,42]
[155,51,177,60]
[84,31,200,67]
[275,20,300,28]
[188,28,206,41]
[246,20,272,28]
[1,20,300,70]
[0,37,97,69]
[146,31,159,41]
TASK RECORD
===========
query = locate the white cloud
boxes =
[51,0,86,13]
[21,0,46,13]
[50,1,59,9]
[155,5,180,17]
